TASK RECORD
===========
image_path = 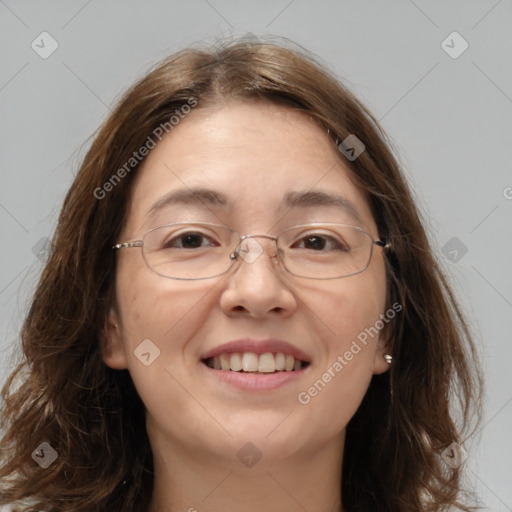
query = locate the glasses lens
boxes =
[142,223,237,279]
[278,224,375,279]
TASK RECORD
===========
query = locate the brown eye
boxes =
[293,234,348,252]
[301,235,327,250]
[163,232,216,249]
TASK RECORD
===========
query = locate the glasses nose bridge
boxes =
[241,233,277,242]
[231,233,281,262]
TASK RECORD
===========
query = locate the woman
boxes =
[0,37,482,512]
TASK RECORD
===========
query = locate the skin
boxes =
[102,101,390,512]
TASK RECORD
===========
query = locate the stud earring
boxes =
[384,354,393,364]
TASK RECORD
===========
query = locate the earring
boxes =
[384,354,393,364]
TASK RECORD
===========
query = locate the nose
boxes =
[219,235,298,318]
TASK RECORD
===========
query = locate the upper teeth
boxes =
[205,352,305,372]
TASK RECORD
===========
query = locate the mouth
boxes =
[202,352,310,374]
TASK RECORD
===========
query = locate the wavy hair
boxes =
[0,37,482,512]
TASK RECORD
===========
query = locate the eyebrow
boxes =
[284,190,363,224]
[145,188,228,220]
[145,187,363,225]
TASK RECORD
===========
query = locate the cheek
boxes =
[113,266,232,448]
[113,261,224,403]
[293,261,386,428]
[308,257,387,353]
[115,259,219,350]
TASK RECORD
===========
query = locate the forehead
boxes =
[123,101,375,235]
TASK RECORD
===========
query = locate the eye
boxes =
[292,233,349,252]
[162,231,218,249]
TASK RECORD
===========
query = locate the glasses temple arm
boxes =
[112,241,143,250]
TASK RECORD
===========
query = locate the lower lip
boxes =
[201,362,309,391]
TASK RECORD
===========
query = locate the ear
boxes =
[100,308,129,370]
[372,327,392,376]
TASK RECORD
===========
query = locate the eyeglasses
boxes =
[113,222,389,280]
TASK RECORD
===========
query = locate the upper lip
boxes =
[201,338,312,363]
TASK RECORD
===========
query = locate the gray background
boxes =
[0,1,511,510]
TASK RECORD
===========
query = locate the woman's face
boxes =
[103,100,390,467]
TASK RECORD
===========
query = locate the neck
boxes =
[146,427,345,512]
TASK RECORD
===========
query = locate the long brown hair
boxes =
[0,36,482,512]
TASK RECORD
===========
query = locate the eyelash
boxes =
[164,231,348,252]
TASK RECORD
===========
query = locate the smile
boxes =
[203,352,310,373]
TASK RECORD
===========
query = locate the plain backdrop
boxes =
[0,1,511,510]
